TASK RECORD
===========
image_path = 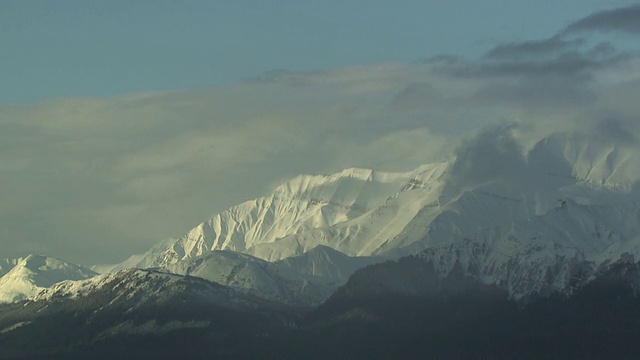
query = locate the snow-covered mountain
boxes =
[4,127,640,305]
[3,127,640,359]
[2,267,297,359]
[81,163,448,304]
[366,128,640,299]
[112,162,448,270]
[129,131,640,298]
[100,128,640,301]
[274,245,378,282]
[34,268,261,308]
[146,245,377,305]
[165,250,336,305]
[39,246,378,306]
[0,255,97,303]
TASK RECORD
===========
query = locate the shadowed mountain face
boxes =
[0,269,302,359]
[285,259,640,360]
[2,261,640,359]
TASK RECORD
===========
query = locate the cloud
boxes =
[390,82,443,110]
[0,69,457,264]
[484,37,586,60]
[468,73,598,111]
[449,123,528,188]
[592,117,638,144]
[448,44,628,79]
[417,54,461,65]
[562,4,640,34]
[465,5,638,83]
[2,5,640,265]
[424,15,635,113]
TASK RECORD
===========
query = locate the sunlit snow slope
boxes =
[6,127,640,304]
[115,128,640,300]
[0,255,97,303]
[114,163,448,269]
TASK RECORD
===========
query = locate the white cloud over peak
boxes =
[2,5,640,264]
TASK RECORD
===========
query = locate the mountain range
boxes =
[2,128,640,358]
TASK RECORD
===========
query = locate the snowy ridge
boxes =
[274,245,378,281]
[163,250,333,305]
[365,130,640,298]
[38,247,377,306]
[105,129,640,301]
[162,246,379,305]
[34,272,113,302]
[543,131,640,189]
[415,234,589,299]
[0,255,97,303]
[116,162,448,269]
[35,268,240,307]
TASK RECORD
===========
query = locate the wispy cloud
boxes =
[562,4,640,34]
[420,5,640,113]
[483,37,586,60]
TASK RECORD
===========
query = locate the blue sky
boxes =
[2,0,637,105]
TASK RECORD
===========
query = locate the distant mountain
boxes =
[3,128,640,358]
[98,129,640,302]
[163,245,379,306]
[1,268,297,359]
[162,248,348,306]
[0,255,97,303]
[289,258,640,360]
[274,245,378,282]
[4,259,640,359]
[5,129,640,306]
[112,163,449,270]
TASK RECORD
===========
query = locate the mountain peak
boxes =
[0,255,97,303]
[116,162,449,269]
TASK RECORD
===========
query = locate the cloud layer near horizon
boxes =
[1,5,640,265]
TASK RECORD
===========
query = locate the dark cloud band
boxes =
[562,4,640,34]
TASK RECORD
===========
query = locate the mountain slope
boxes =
[2,268,297,359]
[95,127,640,304]
[274,245,379,282]
[296,258,640,360]
[159,246,379,305]
[115,163,448,269]
[3,127,640,357]
[163,250,329,306]
[0,255,97,303]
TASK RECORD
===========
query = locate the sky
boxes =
[1,1,640,265]
[2,0,638,105]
